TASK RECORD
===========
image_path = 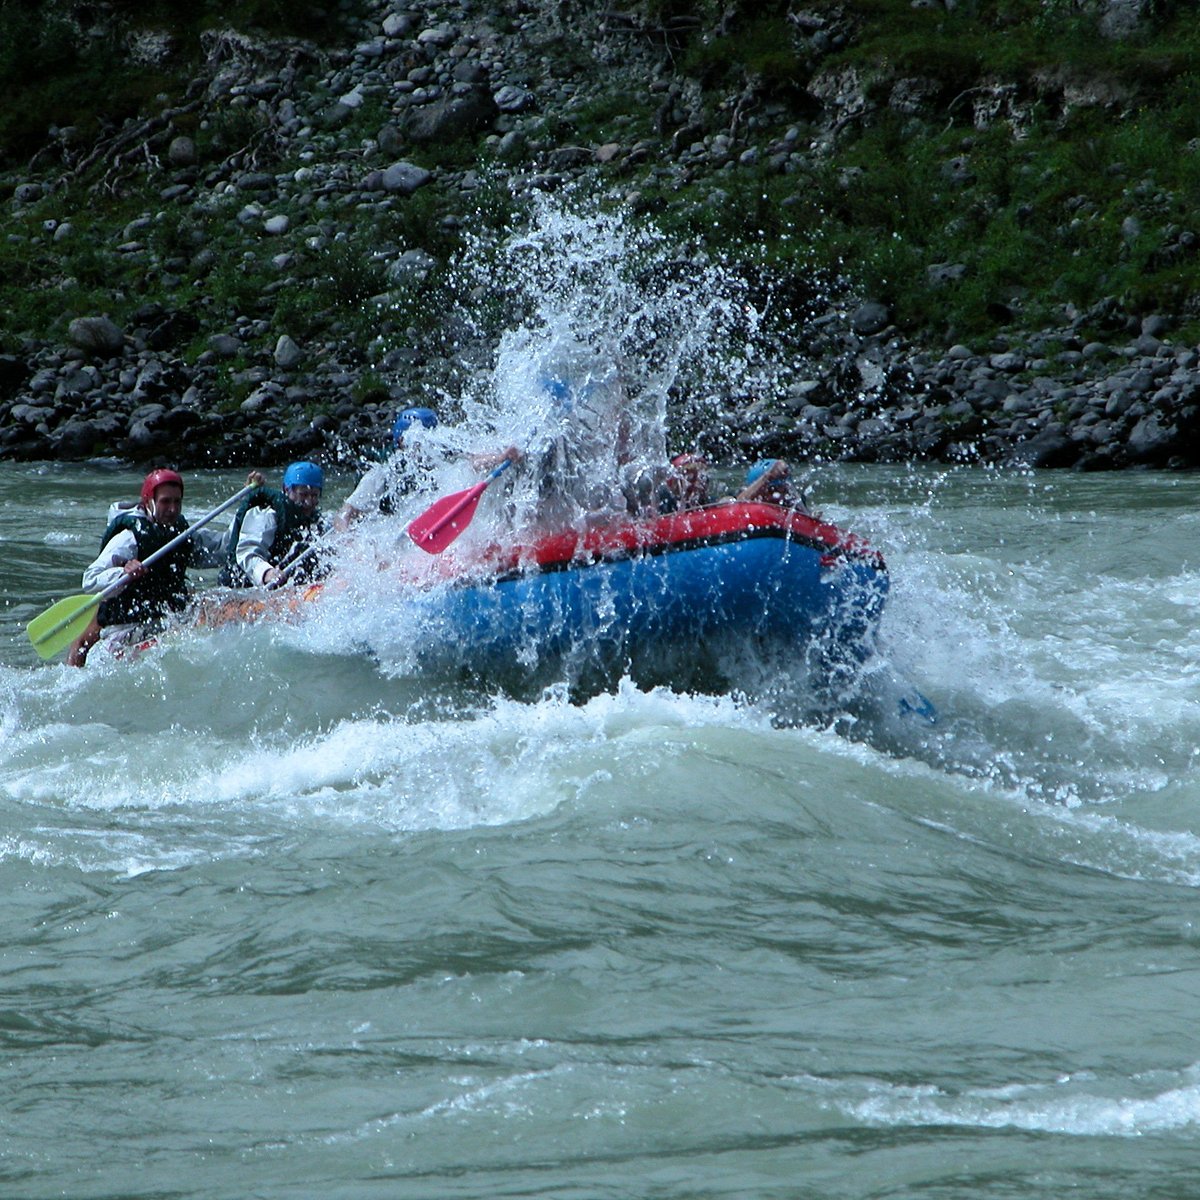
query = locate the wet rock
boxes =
[9,402,55,426]
[129,402,168,429]
[382,13,412,38]
[51,414,125,457]
[377,123,405,156]
[385,249,438,285]
[1125,413,1175,464]
[381,161,433,194]
[403,91,497,143]
[495,130,528,162]
[1007,427,1077,468]
[850,302,890,335]
[67,317,125,358]
[168,135,197,166]
[274,335,303,369]
[493,84,535,114]
[160,406,202,434]
[55,366,97,399]
[990,352,1025,372]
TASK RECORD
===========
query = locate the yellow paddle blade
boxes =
[26,592,103,660]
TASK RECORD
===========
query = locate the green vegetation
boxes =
[6,0,1200,361]
[682,11,805,92]
[0,0,352,163]
[650,0,1200,344]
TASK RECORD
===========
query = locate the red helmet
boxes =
[140,468,184,507]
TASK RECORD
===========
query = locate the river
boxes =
[2,457,1199,1198]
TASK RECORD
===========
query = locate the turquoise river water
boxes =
[2,459,1199,1198]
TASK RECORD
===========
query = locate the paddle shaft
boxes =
[267,540,320,589]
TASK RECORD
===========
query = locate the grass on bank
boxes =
[639,0,1200,345]
[6,0,1200,363]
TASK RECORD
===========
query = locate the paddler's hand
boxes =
[262,566,283,587]
[470,447,524,471]
[123,559,146,580]
[247,469,266,487]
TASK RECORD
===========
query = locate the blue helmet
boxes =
[541,376,571,405]
[283,460,324,491]
[392,407,438,443]
[744,459,781,488]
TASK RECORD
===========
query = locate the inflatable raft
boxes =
[193,501,888,694]
[387,500,890,692]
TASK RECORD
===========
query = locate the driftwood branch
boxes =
[57,79,206,193]
[598,9,702,37]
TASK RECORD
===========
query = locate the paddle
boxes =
[26,484,255,661]
[267,540,321,589]
[407,458,513,554]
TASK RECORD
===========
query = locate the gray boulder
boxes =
[1007,427,1077,468]
[67,316,125,357]
[494,85,534,114]
[850,302,891,336]
[1126,413,1175,464]
[167,135,197,166]
[274,335,303,369]
[403,91,497,143]
[381,162,433,195]
[51,414,124,457]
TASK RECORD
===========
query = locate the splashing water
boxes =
[376,193,794,529]
[305,193,867,700]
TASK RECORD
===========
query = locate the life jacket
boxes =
[218,486,324,588]
[367,448,434,516]
[96,511,193,629]
[379,461,425,516]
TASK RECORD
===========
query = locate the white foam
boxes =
[191,679,770,832]
[835,1065,1200,1137]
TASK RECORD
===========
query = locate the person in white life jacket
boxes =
[533,370,637,528]
[66,468,230,666]
[220,460,328,588]
[333,407,440,532]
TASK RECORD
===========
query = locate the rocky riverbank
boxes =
[734,307,1200,471]
[3,302,1198,472]
[2,0,1198,472]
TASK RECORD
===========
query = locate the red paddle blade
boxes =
[407,482,487,554]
